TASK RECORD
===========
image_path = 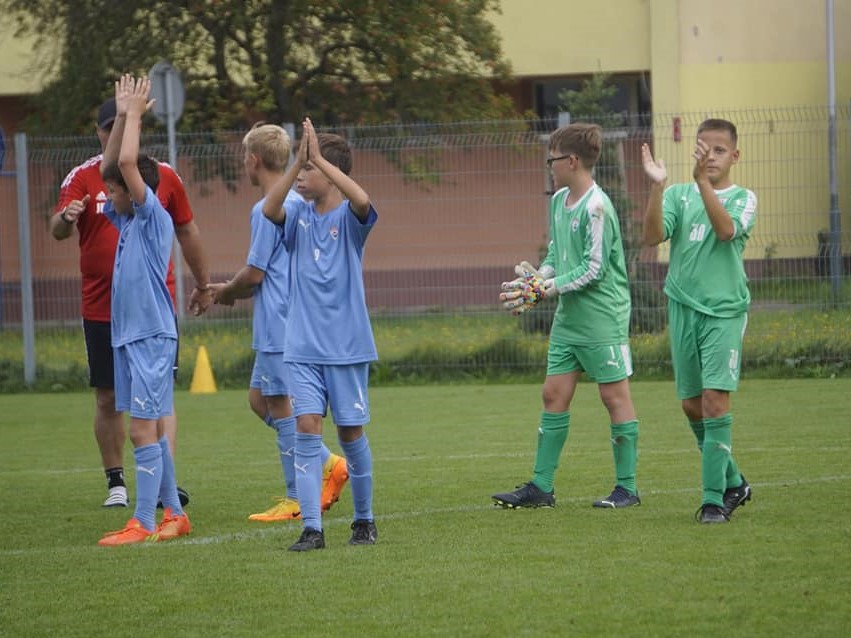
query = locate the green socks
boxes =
[702,414,733,506]
[532,411,570,493]
[610,420,639,495]
[688,420,705,450]
[690,417,743,490]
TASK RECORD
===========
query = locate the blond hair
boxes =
[242,123,291,172]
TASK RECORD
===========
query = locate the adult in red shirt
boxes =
[49,98,212,508]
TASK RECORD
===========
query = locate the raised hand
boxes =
[115,73,135,117]
[692,138,710,182]
[302,117,321,162]
[641,143,667,185]
[125,76,154,117]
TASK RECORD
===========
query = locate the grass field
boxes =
[2,379,850,637]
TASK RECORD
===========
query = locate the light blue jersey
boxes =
[104,186,177,346]
[282,198,378,364]
[247,195,291,352]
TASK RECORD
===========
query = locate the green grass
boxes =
[2,379,850,636]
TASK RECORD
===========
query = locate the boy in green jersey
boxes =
[641,118,757,523]
[492,123,641,511]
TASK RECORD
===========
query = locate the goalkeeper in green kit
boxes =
[492,123,641,511]
[641,118,756,523]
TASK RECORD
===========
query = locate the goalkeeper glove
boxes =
[499,261,556,315]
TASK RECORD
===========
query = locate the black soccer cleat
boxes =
[157,486,190,510]
[349,520,378,545]
[593,485,641,509]
[492,481,555,509]
[288,528,326,552]
[722,475,751,517]
[695,503,730,524]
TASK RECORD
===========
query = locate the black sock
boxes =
[105,467,125,489]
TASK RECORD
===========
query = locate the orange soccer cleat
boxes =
[248,497,301,522]
[321,453,349,512]
[153,508,192,541]
[98,518,155,546]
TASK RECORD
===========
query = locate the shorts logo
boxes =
[728,348,740,380]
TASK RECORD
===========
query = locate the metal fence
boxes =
[1,107,849,388]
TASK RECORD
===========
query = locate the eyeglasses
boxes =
[546,154,575,167]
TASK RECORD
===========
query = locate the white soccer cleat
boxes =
[103,485,129,507]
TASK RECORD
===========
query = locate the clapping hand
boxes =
[641,143,667,185]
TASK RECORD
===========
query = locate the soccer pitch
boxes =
[2,379,850,637]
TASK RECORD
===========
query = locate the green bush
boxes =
[1,307,849,392]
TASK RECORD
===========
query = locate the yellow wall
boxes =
[0,23,45,96]
[642,0,851,260]
[491,0,651,74]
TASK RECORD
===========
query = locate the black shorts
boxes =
[83,319,179,389]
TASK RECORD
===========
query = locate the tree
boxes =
[2,0,519,133]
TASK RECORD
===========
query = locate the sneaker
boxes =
[722,475,752,517]
[593,485,641,508]
[288,528,325,552]
[321,454,349,512]
[349,519,378,545]
[248,497,301,522]
[103,485,129,508]
[97,518,154,546]
[153,507,192,541]
[492,481,555,509]
[157,486,190,510]
[695,503,730,524]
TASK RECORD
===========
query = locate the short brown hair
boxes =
[242,123,291,171]
[548,123,602,169]
[102,154,160,192]
[316,133,352,175]
[697,118,738,146]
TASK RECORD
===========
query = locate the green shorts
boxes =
[668,298,748,399]
[546,340,633,383]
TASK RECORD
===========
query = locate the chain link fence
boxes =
[1,107,849,389]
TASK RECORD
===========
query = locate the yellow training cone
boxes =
[189,345,217,394]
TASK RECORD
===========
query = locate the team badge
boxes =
[571,218,580,232]
[330,226,339,240]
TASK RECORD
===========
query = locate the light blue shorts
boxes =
[250,350,288,397]
[285,362,371,426]
[114,336,176,419]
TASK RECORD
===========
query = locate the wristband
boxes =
[60,210,74,224]
[195,285,210,292]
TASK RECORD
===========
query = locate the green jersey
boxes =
[662,183,757,317]
[541,183,631,346]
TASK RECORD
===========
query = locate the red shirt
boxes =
[56,155,194,321]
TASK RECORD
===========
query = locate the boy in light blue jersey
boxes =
[97,74,189,545]
[493,123,641,512]
[263,118,378,551]
[642,118,757,524]
[210,124,347,523]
